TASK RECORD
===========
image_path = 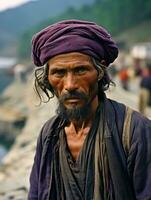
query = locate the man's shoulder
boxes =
[108,98,126,111]
[106,98,151,129]
[131,109,151,130]
[106,98,126,120]
[43,115,60,130]
[110,98,151,131]
[39,115,61,142]
[107,98,150,121]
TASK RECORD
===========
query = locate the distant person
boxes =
[28,20,151,200]
[139,63,151,114]
[119,67,129,90]
[133,58,142,77]
[14,64,26,82]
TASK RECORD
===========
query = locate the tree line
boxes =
[18,0,151,60]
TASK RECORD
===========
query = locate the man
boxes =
[28,20,151,200]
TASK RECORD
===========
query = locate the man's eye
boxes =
[74,67,87,74]
[51,69,66,77]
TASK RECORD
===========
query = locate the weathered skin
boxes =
[48,52,100,160]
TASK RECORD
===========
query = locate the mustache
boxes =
[59,91,88,102]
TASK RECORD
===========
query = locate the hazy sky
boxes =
[0,0,32,11]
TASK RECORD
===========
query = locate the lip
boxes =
[64,98,84,108]
[65,98,81,103]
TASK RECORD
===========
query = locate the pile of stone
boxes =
[0,79,57,200]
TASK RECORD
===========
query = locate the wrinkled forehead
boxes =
[47,52,94,67]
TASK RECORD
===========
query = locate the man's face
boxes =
[48,52,99,120]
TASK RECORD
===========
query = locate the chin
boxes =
[57,102,90,121]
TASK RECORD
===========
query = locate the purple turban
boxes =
[31,19,118,67]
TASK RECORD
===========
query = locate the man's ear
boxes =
[97,68,104,81]
[97,60,106,81]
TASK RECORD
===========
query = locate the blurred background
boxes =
[0,0,151,199]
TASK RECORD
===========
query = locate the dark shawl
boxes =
[28,98,151,200]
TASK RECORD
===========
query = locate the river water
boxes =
[0,145,7,163]
[0,57,16,93]
[0,57,16,162]
[0,57,16,69]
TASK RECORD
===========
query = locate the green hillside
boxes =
[0,0,94,56]
[115,20,151,46]
[18,0,151,60]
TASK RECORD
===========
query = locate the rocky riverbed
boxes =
[0,78,57,200]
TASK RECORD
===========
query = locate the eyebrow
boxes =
[49,67,66,73]
[52,64,91,70]
[50,62,93,68]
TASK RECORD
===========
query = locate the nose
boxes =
[64,72,78,92]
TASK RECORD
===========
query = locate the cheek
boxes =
[89,80,98,95]
[48,77,62,96]
[82,75,98,95]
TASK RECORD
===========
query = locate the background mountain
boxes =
[1,0,151,58]
[0,0,94,56]
[0,0,95,35]
[18,0,151,60]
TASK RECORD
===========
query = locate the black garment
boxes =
[28,98,151,200]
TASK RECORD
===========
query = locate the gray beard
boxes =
[56,101,91,122]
